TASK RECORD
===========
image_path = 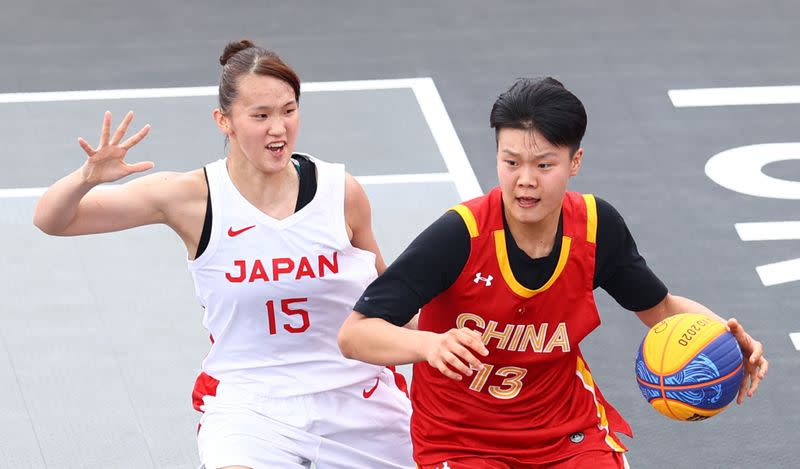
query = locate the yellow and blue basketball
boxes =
[635,313,744,421]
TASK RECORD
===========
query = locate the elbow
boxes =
[32,211,56,235]
[32,212,63,236]
[337,326,357,360]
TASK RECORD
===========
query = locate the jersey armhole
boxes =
[194,167,213,259]
[450,204,479,238]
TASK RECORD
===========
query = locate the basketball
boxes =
[635,313,744,421]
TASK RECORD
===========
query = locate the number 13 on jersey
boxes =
[469,364,527,399]
[266,298,309,335]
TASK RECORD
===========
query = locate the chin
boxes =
[510,208,544,225]
[264,152,292,168]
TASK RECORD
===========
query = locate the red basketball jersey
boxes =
[412,189,632,465]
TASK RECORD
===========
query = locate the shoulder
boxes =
[122,168,203,194]
[405,209,471,250]
[343,171,371,225]
[593,195,625,226]
[128,168,206,213]
[437,209,472,239]
[594,195,618,214]
[344,171,367,206]
[153,168,206,197]
[592,195,636,253]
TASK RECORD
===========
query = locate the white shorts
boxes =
[197,367,413,469]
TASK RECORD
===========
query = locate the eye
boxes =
[285,108,297,115]
[538,162,553,169]
[505,160,519,167]
[252,113,269,119]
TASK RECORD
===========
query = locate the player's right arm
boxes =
[338,211,489,380]
[34,111,175,236]
[340,313,487,381]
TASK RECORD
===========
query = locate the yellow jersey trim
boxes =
[451,204,479,238]
[493,230,571,298]
[576,356,627,453]
[582,194,597,244]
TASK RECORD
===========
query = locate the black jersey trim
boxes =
[195,167,212,259]
[195,155,317,259]
[293,154,317,212]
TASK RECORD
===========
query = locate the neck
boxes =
[504,204,562,259]
[226,153,298,213]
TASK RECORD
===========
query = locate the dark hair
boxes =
[218,39,301,113]
[489,77,587,155]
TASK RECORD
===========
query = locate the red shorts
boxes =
[418,450,628,469]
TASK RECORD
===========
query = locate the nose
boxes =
[517,166,538,188]
[267,116,286,136]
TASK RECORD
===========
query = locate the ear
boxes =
[213,108,233,137]
[569,148,583,176]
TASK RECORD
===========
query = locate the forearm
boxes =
[339,313,432,366]
[636,293,725,328]
[668,295,724,322]
[33,168,95,235]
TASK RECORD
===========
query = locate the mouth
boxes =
[266,142,287,158]
[516,196,540,208]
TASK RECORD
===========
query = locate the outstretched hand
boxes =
[78,111,153,184]
[727,318,768,404]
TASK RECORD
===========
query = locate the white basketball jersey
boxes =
[188,155,382,397]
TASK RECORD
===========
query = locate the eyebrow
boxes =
[500,148,556,158]
[248,100,297,111]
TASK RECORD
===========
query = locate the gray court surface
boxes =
[2,1,799,468]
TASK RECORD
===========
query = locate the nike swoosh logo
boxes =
[362,377,380,399]
[228,225,256,237]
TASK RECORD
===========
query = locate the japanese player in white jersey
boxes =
[33,39,414,469]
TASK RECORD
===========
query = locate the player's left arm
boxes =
[344,172,387,274]
[635,294,768,404]
[634,293,721,327]
[595,198,767,404]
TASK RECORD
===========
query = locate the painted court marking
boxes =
[669,84,800,348]
[735,222,800,286]
[0,173,455,199]
[790,333,800,351]
[668,85,800,107]
[735,222,800,242]
[0,77,482,200]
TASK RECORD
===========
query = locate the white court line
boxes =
[0,78,482,200]
[668,85,800,107]
[755,258,800,286]
[0,187,49,198]
[0,78,450,104]
[356,173,453,185]
[735,221,800,241]
[790,333,800,351]
[0,86,218,103]
[410,78,483,200]
[0,173,455,199]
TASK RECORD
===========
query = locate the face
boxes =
[214,74,300,174]
[496,127,582,227]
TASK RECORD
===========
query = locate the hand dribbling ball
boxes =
[635,313,744,421]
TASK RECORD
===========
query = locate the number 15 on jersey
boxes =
[266,298,309,335]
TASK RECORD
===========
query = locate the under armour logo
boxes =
[436,463,451,469]
[474,272,493,286]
